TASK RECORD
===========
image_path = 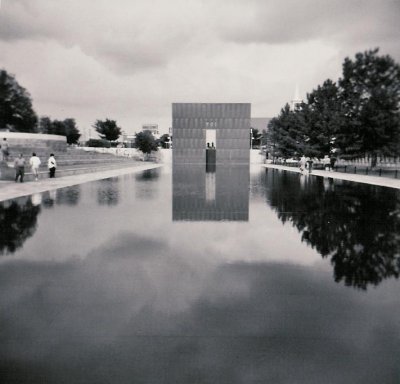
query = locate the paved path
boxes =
[262,164,400,189]
[0,163,162,202]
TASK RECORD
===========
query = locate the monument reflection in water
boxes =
[173,164,249,221]
[172,102,251,221]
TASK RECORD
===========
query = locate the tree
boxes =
[38,116,81,144]
[158,133,171,148]
[63,118,81,144]
[302,79,343,158]
[93,119,122,142]
[0,69,38,132]
[338,48,400,166]
[268,103,305,158]
[250,128,262,148]
[135,131,158,157]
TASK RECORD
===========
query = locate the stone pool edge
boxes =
[262,163,400,190]
[0,164,163,202]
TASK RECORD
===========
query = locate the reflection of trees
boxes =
[135,169,160,200]
[135,169,160,181]
[0,196,41,255]
[56,185,81,206]
[264,169,400,289]
[97,178,119,206]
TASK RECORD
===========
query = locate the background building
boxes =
[142,124,159,138]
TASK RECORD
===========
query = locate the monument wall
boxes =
[172,103,251,164]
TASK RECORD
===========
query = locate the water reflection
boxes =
[56,185,81,206]
[263,169,400,289]
[135,169,160,200]
[0,196,41,255]
[173,164,249,221]
[97,178,120,206]
[1,232,398,383]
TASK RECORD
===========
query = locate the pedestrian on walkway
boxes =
[48,153,57,178]
[14,153,25,182]
[1,138,10,162]
[323,155,331,171]
[29,152,41,181]
[299,155,307,173]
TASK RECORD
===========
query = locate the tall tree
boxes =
[303,79,343,158]
[39,116,53,134]
[338,48,400,166]
[268,104,305,158]
[135,131,158,156]
[93,119,122,142]
[63,118,81,144]
[0,69,38,132]
[39,116,81,144]
[158,133,171,148]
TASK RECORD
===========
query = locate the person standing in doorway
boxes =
[48,153,57,178]
[29,152,41,181]
[14,153,25,182]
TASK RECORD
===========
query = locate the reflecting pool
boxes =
[0,166,399,384]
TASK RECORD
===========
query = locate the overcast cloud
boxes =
[0,0,399,136]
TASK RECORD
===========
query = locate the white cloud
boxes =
[0,0,398,134]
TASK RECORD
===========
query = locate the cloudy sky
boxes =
[0,0,399,137]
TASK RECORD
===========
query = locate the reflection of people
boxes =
[29,152,41,181]
[299,155,307,173]
[14,153,25,182]
[323,155,331,171]
[48,153,57,178]
[1,138,9,162]
[307,158,313,173]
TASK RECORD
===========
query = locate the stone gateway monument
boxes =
[172,103,251,165]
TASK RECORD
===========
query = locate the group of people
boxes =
[14,152,57,183]
[299,154,334,174]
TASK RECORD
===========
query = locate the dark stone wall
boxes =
[172,103,251,164]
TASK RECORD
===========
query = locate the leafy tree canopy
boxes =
[0,69,38,132]
[39,116,81,144]
[268,49,400,165]
[135,131,158,155]
[93,119,122,141]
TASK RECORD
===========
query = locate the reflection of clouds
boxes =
[0,237,399,383]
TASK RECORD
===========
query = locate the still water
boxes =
[0,166,399,383]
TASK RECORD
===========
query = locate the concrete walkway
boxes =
[262,163,400,190]
[0,163,162,202]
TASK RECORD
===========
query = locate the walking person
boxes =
[323,155,331,171]
[299,155,307,174]
[29,152,41,181]
[1,138,10,162]
[48,153,57,178]
[14,153,25,182]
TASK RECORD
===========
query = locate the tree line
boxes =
[267,49,400,167]
[0,69,170,152]
[0,69,81,143]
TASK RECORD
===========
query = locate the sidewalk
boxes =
[0,163,162,202]
[262,163,400,190]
